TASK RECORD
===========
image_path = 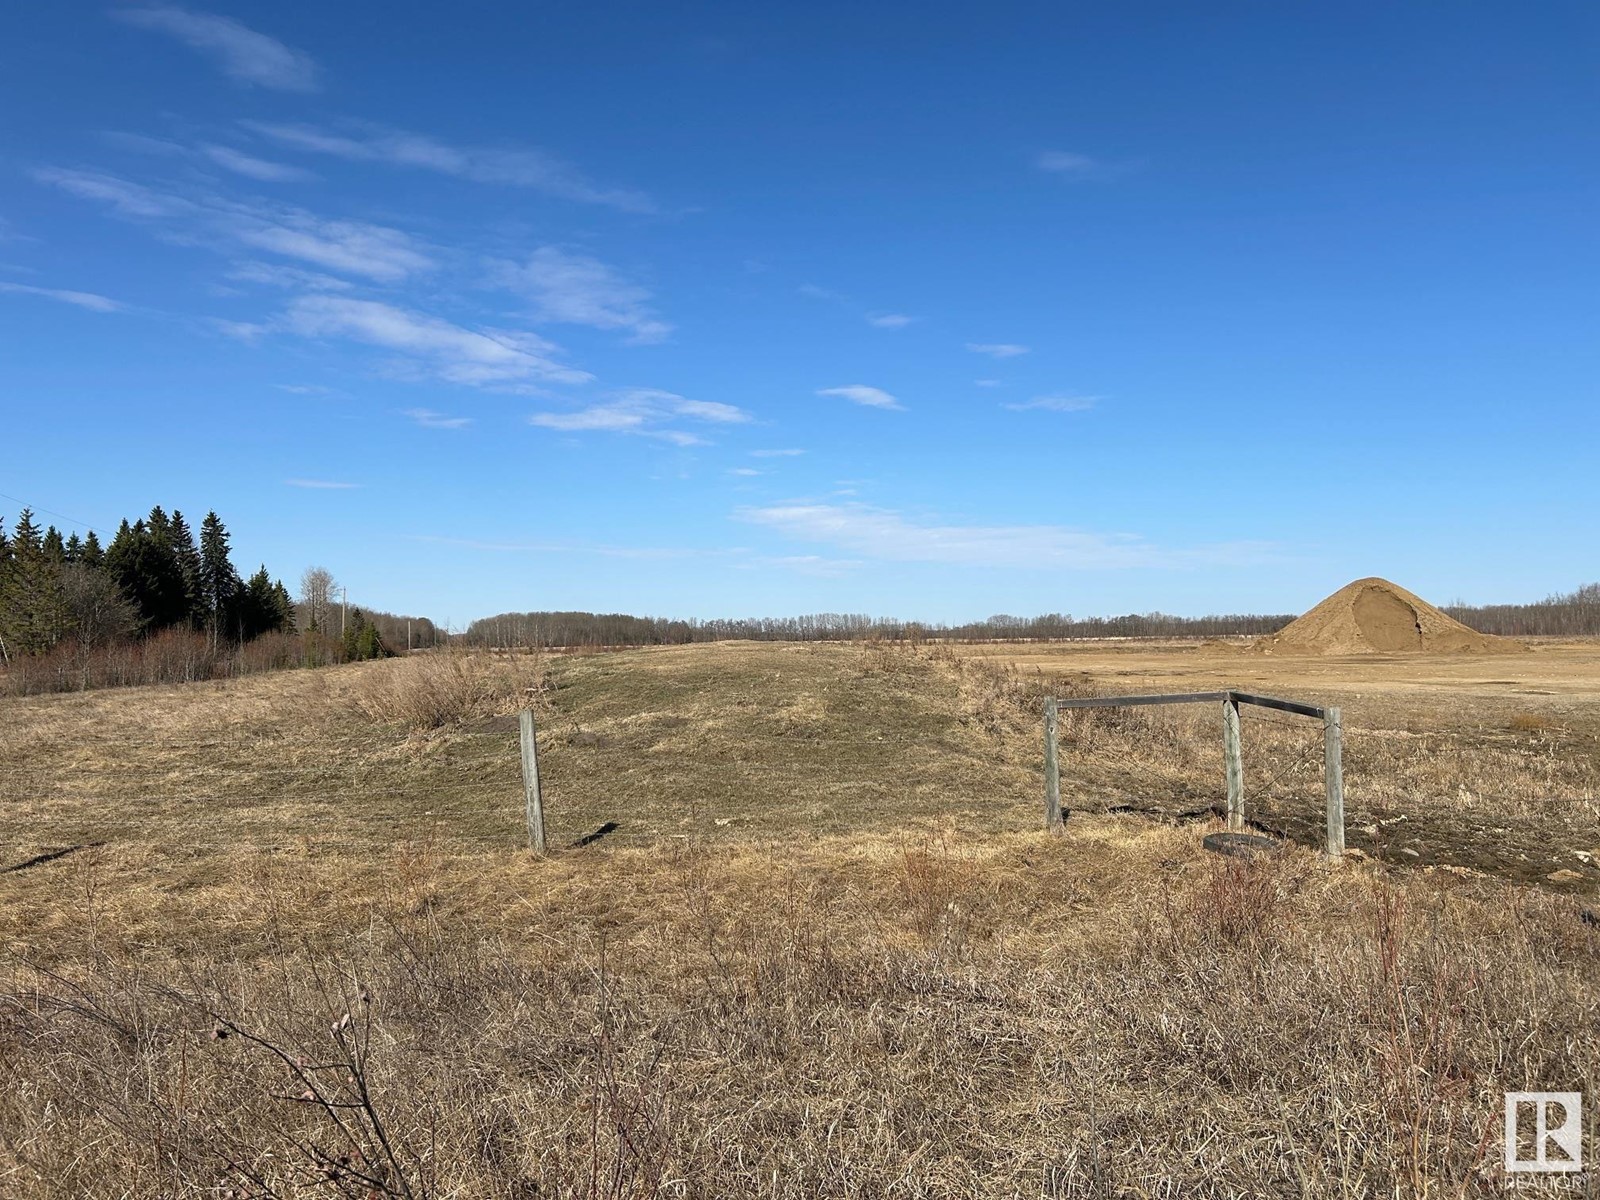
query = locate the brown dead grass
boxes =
[0,639,1597,1195]
[353,648,547,732]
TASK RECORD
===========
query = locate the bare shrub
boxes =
[1190,854,1289,949]
[355,650,545,732]
[0,628,353,697]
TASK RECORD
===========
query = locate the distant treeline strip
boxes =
[463,583,1600,648]
[1442,583,1600,638]
[461,609,1296,648]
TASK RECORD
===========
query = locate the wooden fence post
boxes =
[1324,705,1344,857]
[1044,697,1063,831]
[1222,695,1244,832]
[519,708,547,854]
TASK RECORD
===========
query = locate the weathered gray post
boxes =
[519,708,547,854]
[1324,705,1344,857]
[1222,695,1244,832]
[1044,697,1063,831]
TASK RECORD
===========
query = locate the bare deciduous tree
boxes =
[60,564,138,650]
[299,566,337,633]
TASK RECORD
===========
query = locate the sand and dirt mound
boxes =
[1258,577,1525,656]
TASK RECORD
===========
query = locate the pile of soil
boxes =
[1257,577,1524,656]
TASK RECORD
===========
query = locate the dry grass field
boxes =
[1,638,1598,1197]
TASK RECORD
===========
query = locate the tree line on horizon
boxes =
[1442,583,1600,638]
[462,583,1600,649]
[459,608,1299,648]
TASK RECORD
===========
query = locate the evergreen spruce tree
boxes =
[111,508,189,630]
[0,509,66,653]
[239,566,280,640]
[65,533,83,563]
[357,619,384,661]
[80,530,104,569]
[271,580,296,633]
[106,519,170,630]
[169,510,203,627]
[198,511,241,643]
[342,607,365,661]
[9,511,43,571]
[42,527,66,564]
[104,519,145,629]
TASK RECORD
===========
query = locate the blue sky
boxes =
[2,3,1595,626]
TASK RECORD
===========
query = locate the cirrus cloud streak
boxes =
[738,502,1273,569]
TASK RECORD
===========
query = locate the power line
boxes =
[0,490,111,538]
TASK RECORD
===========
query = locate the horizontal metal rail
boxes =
[1227,691,1326,720]
[1055,691,1228,709]
[1053,689,1325,720]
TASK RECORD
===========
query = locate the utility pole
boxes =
[336,587,348,637]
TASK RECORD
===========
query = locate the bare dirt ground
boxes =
[1,640,1597,1196]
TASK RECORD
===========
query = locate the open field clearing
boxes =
[2,640,1599,1196]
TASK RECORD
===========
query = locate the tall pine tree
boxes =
[198,511,241,643]
[169,510,203,627]
[113,508,190,631]
[0,509,66,654]
[271,580,296,633]
[238,565,290,640]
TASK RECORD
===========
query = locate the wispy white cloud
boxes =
[200,143,316,183]
[409,534,747,561]
[866,312,915,329]
[103,132,314,183]
[798,283,845,302]
[530,405,649,433]
[1034,150,1101,176]
[242,121,653,212]
[1004,394,1099,412]
[32,167,192,218]
[276,383,337,395]
[529,388,749,444]
[99,131,187,157]
[740,502,1270,569]
[750,448,804,458]
[404,407,472,429]
[35,167,433,282]
[492,247,671,343]
[211,318,268,341]
[817,384,902,410]
[283,295,592,388]
[227,261,353,291]
[974,378,1003,388]
[728,467,761,476]
[231,213,431,282]
[114,7,318,92]
[672,397,749,423]
[284,478,359,489]
[746,554,863,578]
[0,281,122,312]
[966,342,1029,359]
